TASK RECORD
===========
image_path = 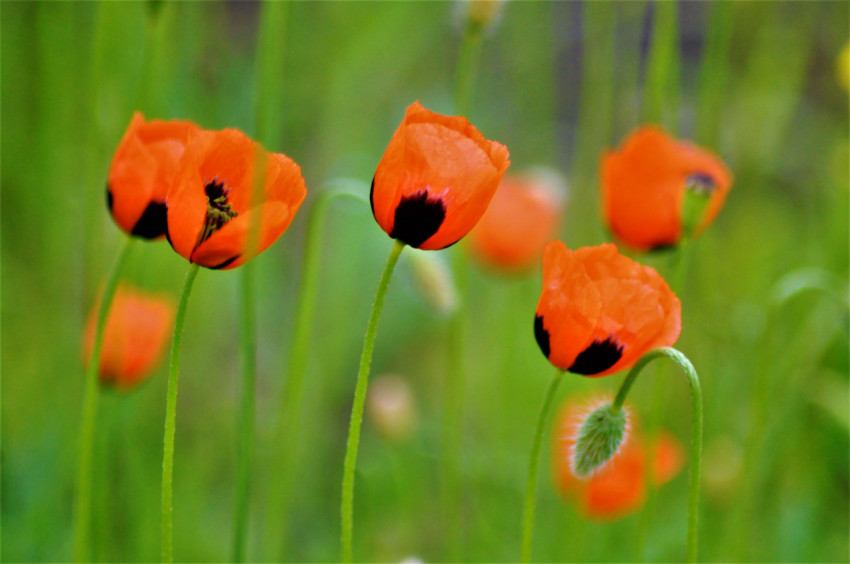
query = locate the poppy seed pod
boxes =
[370,101,510,250]
[165,128,307,270]
[107,113,201,239]
[82,285,175,390]
[601,126,733,251]
[534,241,681,377]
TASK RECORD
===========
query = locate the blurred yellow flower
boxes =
[838,42,850,91]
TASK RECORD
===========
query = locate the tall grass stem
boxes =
[340,239,405,563]
[161,263,201,563]
[72,236,135,563]
[520,369,565,563]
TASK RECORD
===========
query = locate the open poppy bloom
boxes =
[370,101,510,250]
[468,169,566,272]
[82,285,175,390]
[534,241,681,377]
[601,126,733,251]
[107,112,200,239]
[165,128,307,270]
[552,398,684,520]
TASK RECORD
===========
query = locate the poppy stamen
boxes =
[685,173,716,196]
[196,179,238,250]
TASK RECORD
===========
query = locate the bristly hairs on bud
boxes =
[571,400,630,478]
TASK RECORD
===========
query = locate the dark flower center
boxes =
[196,179,238,249]
[389,189,446,248]
[685,173,716,196]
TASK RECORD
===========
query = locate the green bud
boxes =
[680,173,715,241]
[572,403,628,478]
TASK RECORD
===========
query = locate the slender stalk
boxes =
[609,347,703,564]
[454,20,483,118]
[520,369,565,564]
[340,239,405,563]
[642,0,681,133]
[72,236,135,563]
[232,262,257,563]
[161,263,201,563]
[267,187,368,558]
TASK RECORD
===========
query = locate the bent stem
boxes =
[72,236,135,563]
[161,263,201,563]
[267,187,368,558]
[520,368,565,564]
[610,347,703,564]
[340,239,405,563]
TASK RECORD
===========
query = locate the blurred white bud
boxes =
[406,249,458,316]
[368,375,417,442]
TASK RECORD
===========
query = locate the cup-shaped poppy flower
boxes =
[165,128,307,270]
[82,285,175,390]
[370,101,510,250]
[107,112,201,239]
[468,169,566,272]
[534,241,681,377]
[601,126,733,251]
[552,398,684,521]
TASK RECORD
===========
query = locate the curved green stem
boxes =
[161,263,201,563]
[266,186,368,559]
[340,239,405,563]
[610,347,703,564]
[520,368,565,563]
[72,235,135,563]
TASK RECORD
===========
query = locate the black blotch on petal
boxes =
[389,190,446,248]
[568,336,624,375]
[209,255,240,270]
[648,242,677,253]
[131,201,169,239]
[369,176,376,217]
[534,314,551,359]
[106,184,114,213]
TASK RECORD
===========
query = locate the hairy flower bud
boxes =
[572,402,629,478]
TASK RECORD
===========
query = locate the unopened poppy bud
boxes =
[407,249,458,316]
[367,375,417,442]
[459,0,507,33]
[572,402,628,478]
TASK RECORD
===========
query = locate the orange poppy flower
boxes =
[468,170,566,272]
[82,285,175,390]
[601,126,733,251]
[165,128,307,270]
[370,101,510,250]
[107,112,200,239]
[552,398,684,520]
[534,241,681,377]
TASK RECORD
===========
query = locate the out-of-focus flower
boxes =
[458,0,507,33]
[468,169,566,272]
[552,398,684,520]
[534,242,681,377]
[370,101,510,250]
[601,126,733,251]
[367,375,417,442]
[838,42,850,92]
[107,112,200,239]
[407,250,459,316]
[165,128,307,270]
[82,285,175,390]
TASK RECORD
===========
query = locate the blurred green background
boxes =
[2,1,848,562]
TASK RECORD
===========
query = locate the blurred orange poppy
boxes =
[552,398,684,520]
[468,170,566,272]
[370,101,510,250]
[601,126,733,251]
[534,241,680,377]
[82,285,175,390]
[107,112,200,239]
[165,129,307,270]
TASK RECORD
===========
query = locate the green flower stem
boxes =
[232,261,257,563]
[340,239,405,563]
[161,263,201,564]
[72,235,135,563]
[520,368,565,564]
[609,347,704,564]
[267,187,368,559]
[642,0,681,133]
[454,20,483,118]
